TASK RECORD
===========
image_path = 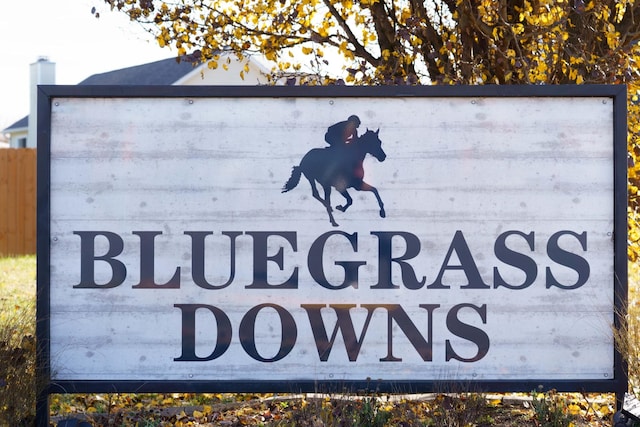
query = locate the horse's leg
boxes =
[322,184,339,226]
[357,181,386,218]
[336,190,353,212]
[307,176,328,208]
[306,176,338,226]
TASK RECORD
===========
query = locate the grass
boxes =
[0,255,626,426]
[0,254,36,305]
[0,255,37,425]
[617,262,640,396]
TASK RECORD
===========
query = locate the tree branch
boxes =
[322,0,380,65]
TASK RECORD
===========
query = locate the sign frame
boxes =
[36,84,628,417]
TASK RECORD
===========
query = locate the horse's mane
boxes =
[356,129,379,144]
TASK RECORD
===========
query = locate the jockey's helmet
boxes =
[348,115,361,126]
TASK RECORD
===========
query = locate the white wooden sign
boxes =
[38,86,627,393]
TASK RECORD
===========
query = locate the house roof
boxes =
[78,56,198,85]
[4,116,27,132]
[3,56,198,132]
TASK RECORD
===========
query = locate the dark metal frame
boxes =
[36,84,628,426]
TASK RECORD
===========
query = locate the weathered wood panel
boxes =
[0,149,36,256]
[44,92,621,387]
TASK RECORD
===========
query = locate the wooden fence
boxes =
[0,149,36,256]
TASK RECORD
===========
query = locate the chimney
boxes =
[28,57,55,148]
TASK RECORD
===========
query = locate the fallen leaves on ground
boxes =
[49,391,617,426]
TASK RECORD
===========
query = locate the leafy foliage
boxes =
[102,0,640,86]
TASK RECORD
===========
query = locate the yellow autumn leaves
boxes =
[106,0,640,89]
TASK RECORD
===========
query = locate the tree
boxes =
[103,0,640,246]
[103,0,640,84]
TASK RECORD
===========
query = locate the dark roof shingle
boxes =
[78,57,198,85]
[4,116,28,132]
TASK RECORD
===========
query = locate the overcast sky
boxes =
[0,0,170,130]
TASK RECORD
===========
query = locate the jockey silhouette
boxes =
[325,115,361,147]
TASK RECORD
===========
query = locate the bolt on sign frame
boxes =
[36,85,627,425]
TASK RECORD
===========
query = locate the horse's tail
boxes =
[282,166,302,193]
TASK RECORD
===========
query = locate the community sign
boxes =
[37,85,627,395]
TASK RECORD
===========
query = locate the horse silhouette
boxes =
[282,129,387,227]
